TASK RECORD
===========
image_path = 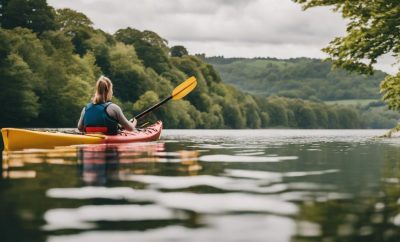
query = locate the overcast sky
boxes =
[48,0,396,74]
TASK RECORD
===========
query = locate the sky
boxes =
[48,0,397,74]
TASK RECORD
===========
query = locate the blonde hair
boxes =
[93,76,113,104]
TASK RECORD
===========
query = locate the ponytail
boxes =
[93,76,113,104]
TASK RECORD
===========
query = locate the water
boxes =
[2,129,400,242]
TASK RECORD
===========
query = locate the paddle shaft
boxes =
[134,96,172,120]
[132,76,197,121]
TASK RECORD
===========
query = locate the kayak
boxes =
[1,121,163,151]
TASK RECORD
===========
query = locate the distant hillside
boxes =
[204,56,387,101]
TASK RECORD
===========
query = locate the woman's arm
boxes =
[107,104,136,131]
[77,108,85,132]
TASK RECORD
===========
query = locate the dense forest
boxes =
[0,0,393,129]
[204,56,400,128]
[205,56,387,101]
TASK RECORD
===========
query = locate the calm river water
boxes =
[1,129,400,242]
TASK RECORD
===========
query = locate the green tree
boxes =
[0,28,46,126]
[38,30,98,126]
[326,108,339,129]
[160,101,198,129]
[55,8,94,56]
[221,100,245,128]
[312,104,329,128]
[107,42,150,102]
[1,0,56,33]
[264,97,289,127]
[293,0,400,115]
[115,28,171,74]
[204,104,224,128]
[132,90,160,122]
[260,112,270,127]
[55,8,93,31]
[336,106,363,129]
[293,104,317,128]
[170,45,188,57]
[241,95,261,128]
[0,54,39,126]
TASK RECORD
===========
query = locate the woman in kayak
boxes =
[77,76,137,134]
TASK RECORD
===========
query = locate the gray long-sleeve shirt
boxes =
[77,103,136,132]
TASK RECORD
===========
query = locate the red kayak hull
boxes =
[103,121,163,143]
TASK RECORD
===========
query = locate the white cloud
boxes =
[48,0,397,74]
[47,0,345,43]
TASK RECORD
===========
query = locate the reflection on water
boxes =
[77,143,165,185]
[1,129,400,242]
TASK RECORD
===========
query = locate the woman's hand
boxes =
[129,118,137,127]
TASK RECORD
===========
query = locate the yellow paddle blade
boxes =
[172,76,197,100]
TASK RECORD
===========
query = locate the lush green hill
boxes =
[204,56,387,101]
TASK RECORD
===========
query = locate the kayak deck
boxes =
[1,121,162,151]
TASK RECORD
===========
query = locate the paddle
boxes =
[133,76,197,120]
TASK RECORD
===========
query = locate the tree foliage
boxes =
[171,45,188,57]
[292,0,400,117]
[54,8,94,56]
[294,0,400,74]
[115,28,171,74]
[0,0,56,33]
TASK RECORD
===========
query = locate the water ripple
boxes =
[47,215,295,242]
[199,155,298,162]
[46,187,298,215]
[119,174,288,193]
[43,204,182,231]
